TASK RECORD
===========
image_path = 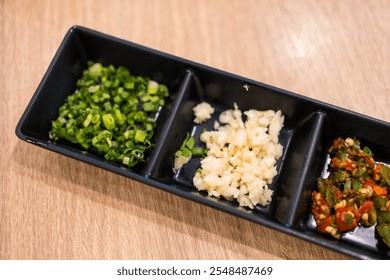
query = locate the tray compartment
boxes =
[296,109,390,258]
[274,111,327,226]
[144,70,199,180]
[147,69,332,220]
[16,26,196,176]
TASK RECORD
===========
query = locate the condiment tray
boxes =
[16,26,390,259]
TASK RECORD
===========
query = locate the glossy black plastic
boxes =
[16,26,390,259]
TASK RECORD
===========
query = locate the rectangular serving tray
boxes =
[16,26,390,259]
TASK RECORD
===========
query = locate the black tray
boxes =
[15,26,390,259]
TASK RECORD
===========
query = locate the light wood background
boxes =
[1,0,389,260]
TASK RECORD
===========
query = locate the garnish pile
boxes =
[311,137,390,248]
[50,62,169,168]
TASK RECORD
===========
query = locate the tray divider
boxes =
[144,70,196,179]
[275,110,327,227]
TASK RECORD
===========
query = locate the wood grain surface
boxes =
[1,0,389,260]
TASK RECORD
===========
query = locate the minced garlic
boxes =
[193,103,284,209]
[193,102,215,124]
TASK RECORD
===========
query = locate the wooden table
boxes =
[1,0,389,260]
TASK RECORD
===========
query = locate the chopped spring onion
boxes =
[50,61,169,168]
[173,133,207,171]
[102,113,115,130]
[147,80,159,94]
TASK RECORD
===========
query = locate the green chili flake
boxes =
[345,212,354,227]
[343,180,351,191]
[373,195,387,209]
[352,178,362,192]
[363,146,372,156]
[49,61,170,168]
[380,165,390,186]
